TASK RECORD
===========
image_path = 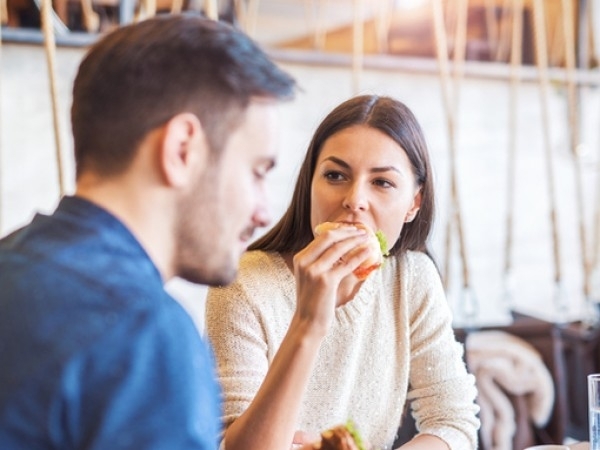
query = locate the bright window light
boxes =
[396,0,429,10]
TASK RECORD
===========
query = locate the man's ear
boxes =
[160,112,208,188]
[405,188,422,223]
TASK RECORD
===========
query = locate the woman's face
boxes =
[310,124,422,249]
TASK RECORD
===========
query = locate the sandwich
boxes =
[313,421,367,450]
[314,222,388,280]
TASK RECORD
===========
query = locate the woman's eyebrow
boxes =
[322,156,350,169]
[322,156,401,174]
[371,166,401,174]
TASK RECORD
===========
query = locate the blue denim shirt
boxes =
[0,196,221,449]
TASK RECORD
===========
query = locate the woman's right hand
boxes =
[291,225,369,336]
[291,430,320,450]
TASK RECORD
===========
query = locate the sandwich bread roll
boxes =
[314,222,386,280]
[311,422,367,450]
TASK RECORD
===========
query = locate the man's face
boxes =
[175,99,279,286]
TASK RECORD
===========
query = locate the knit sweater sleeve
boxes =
[204,252,291,436]
[403,252,480,450]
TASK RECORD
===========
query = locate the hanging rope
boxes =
[432,0,477,324]
[171,0,184,14]
[532,0,565,313]
[41,0,66,197]
[561,0,591,303]
[451,0,467,114]
[205,0,218,20]
[433,0,455,289]
[483,0,499,58]
[351,0,364,94]
[501,0,523,309]
[595,109,600,279]
[433,0,465,288]
[493,0,512,62]
[594,157,600,293]
[79,0,99,31]
[590,0,600,295]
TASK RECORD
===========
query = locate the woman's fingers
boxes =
[292,226,370,332]
[294,227,367,278]
[292,430,320,445]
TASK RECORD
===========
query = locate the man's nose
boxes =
[253,187,272,228]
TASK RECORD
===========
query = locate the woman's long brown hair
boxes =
[249,95,435,259]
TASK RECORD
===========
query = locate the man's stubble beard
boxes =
[173,163,239,287]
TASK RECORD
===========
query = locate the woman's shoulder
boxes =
[239,249,278,269]
[206,250,292,312]
[388,250,443,298]
[396,250,439,276]
[225,250,293,298]
[238,250,289,279]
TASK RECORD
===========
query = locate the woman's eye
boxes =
[374,178,394,188]
[324,170,345,181]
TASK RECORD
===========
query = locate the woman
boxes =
[206,95,480,450]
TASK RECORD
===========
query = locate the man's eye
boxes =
[254,169,268,180]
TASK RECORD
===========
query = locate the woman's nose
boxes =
[342,183,368,211]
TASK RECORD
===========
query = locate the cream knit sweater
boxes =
[206,250,480,450]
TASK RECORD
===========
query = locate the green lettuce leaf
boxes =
[375,230,389,257]
[345,419,367,450]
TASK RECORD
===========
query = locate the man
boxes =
[0,14,295,449]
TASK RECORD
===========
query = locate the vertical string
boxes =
[79,0,99,31]
[171,0,184,14]
[452,0,467,117]
[41,0,66,198]
[532,0,565,313]
[432,0,477,323]
[432,0,455,289]
[561,0,591,303]
[483,0,498,57]
[374,0,392,53]
[245,0,261,36]
[502,0,523,308]
[352,0,364,94]
[313,0,327,50]
[493,0,512,62]
[205,0,218,20]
